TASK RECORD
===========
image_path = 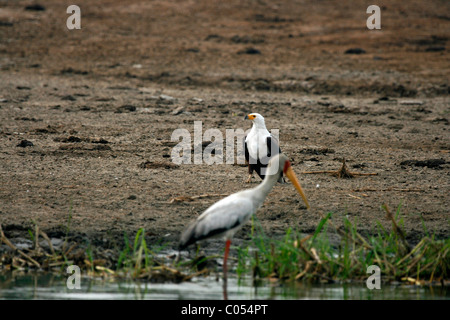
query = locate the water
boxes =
[0,272,448,300]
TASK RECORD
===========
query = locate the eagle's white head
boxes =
[244,113,266,128]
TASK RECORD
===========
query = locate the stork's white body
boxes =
[180,183,272,248]
[194,191,256,241]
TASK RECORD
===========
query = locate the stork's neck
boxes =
[252,170,280,201]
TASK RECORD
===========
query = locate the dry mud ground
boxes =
[0,0,449,256]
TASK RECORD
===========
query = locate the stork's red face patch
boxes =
[283,160,291,174]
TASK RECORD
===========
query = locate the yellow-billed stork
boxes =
[179,153,310,278]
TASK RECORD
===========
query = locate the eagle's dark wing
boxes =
[266,135,282,157]
[244,135,249,164]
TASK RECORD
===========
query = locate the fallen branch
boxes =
[169,193,229,203]
[382,204,411,254]
[302,171,377,176]
[353,188,423,192]
[0,224,41,268]
[301,159,377,178]
[183,268,210,281]
[39,229,55,256]
[34,223,40,253]
[295,260,314,280]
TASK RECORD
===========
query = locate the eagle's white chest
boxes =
[246,127,270,160]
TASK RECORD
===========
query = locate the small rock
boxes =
[172,106,185,115]
[35,125,59,134]
[300,146,335,155]
[64,136,82,143]
[400,100,424,105]
[387,124,404,131]
[16,86,31,90]
[61,68,88,75]
[400,159,446,168]
[139,87,153,93]
[344,48,366,54]
[25,4,45,11]
[15,117,39,121]
[204,34,222,41]
[230,35,264,44]
[374,96,396,104]
[61,95,76,101]
[159,94,175,101]
[91,138,109,144]
[238,47,261,55]
[17,140,33,148]
[139,160,178,169]
[425,46,445,52]
[428,117,449,124]
[13,238,33,250]
[91,144,111,151]
[115,104,136,113]
[157,94,176,105]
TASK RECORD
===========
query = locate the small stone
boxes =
[17,140,33,147]
[344,48,366,54]
[238,47,261,55]
[61,95,76,101]
[172,106,185,115]
[400,100,424,105]
[159,94,175,101]
[25,4,45,11]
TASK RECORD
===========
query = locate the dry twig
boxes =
[382,204,411,253]
[169,193,229,203]
[301,158,377,178]
[0,224,40,268]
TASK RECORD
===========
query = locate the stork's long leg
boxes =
[223,239,231,280]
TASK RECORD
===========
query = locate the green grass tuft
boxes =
[236,208,449,284]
